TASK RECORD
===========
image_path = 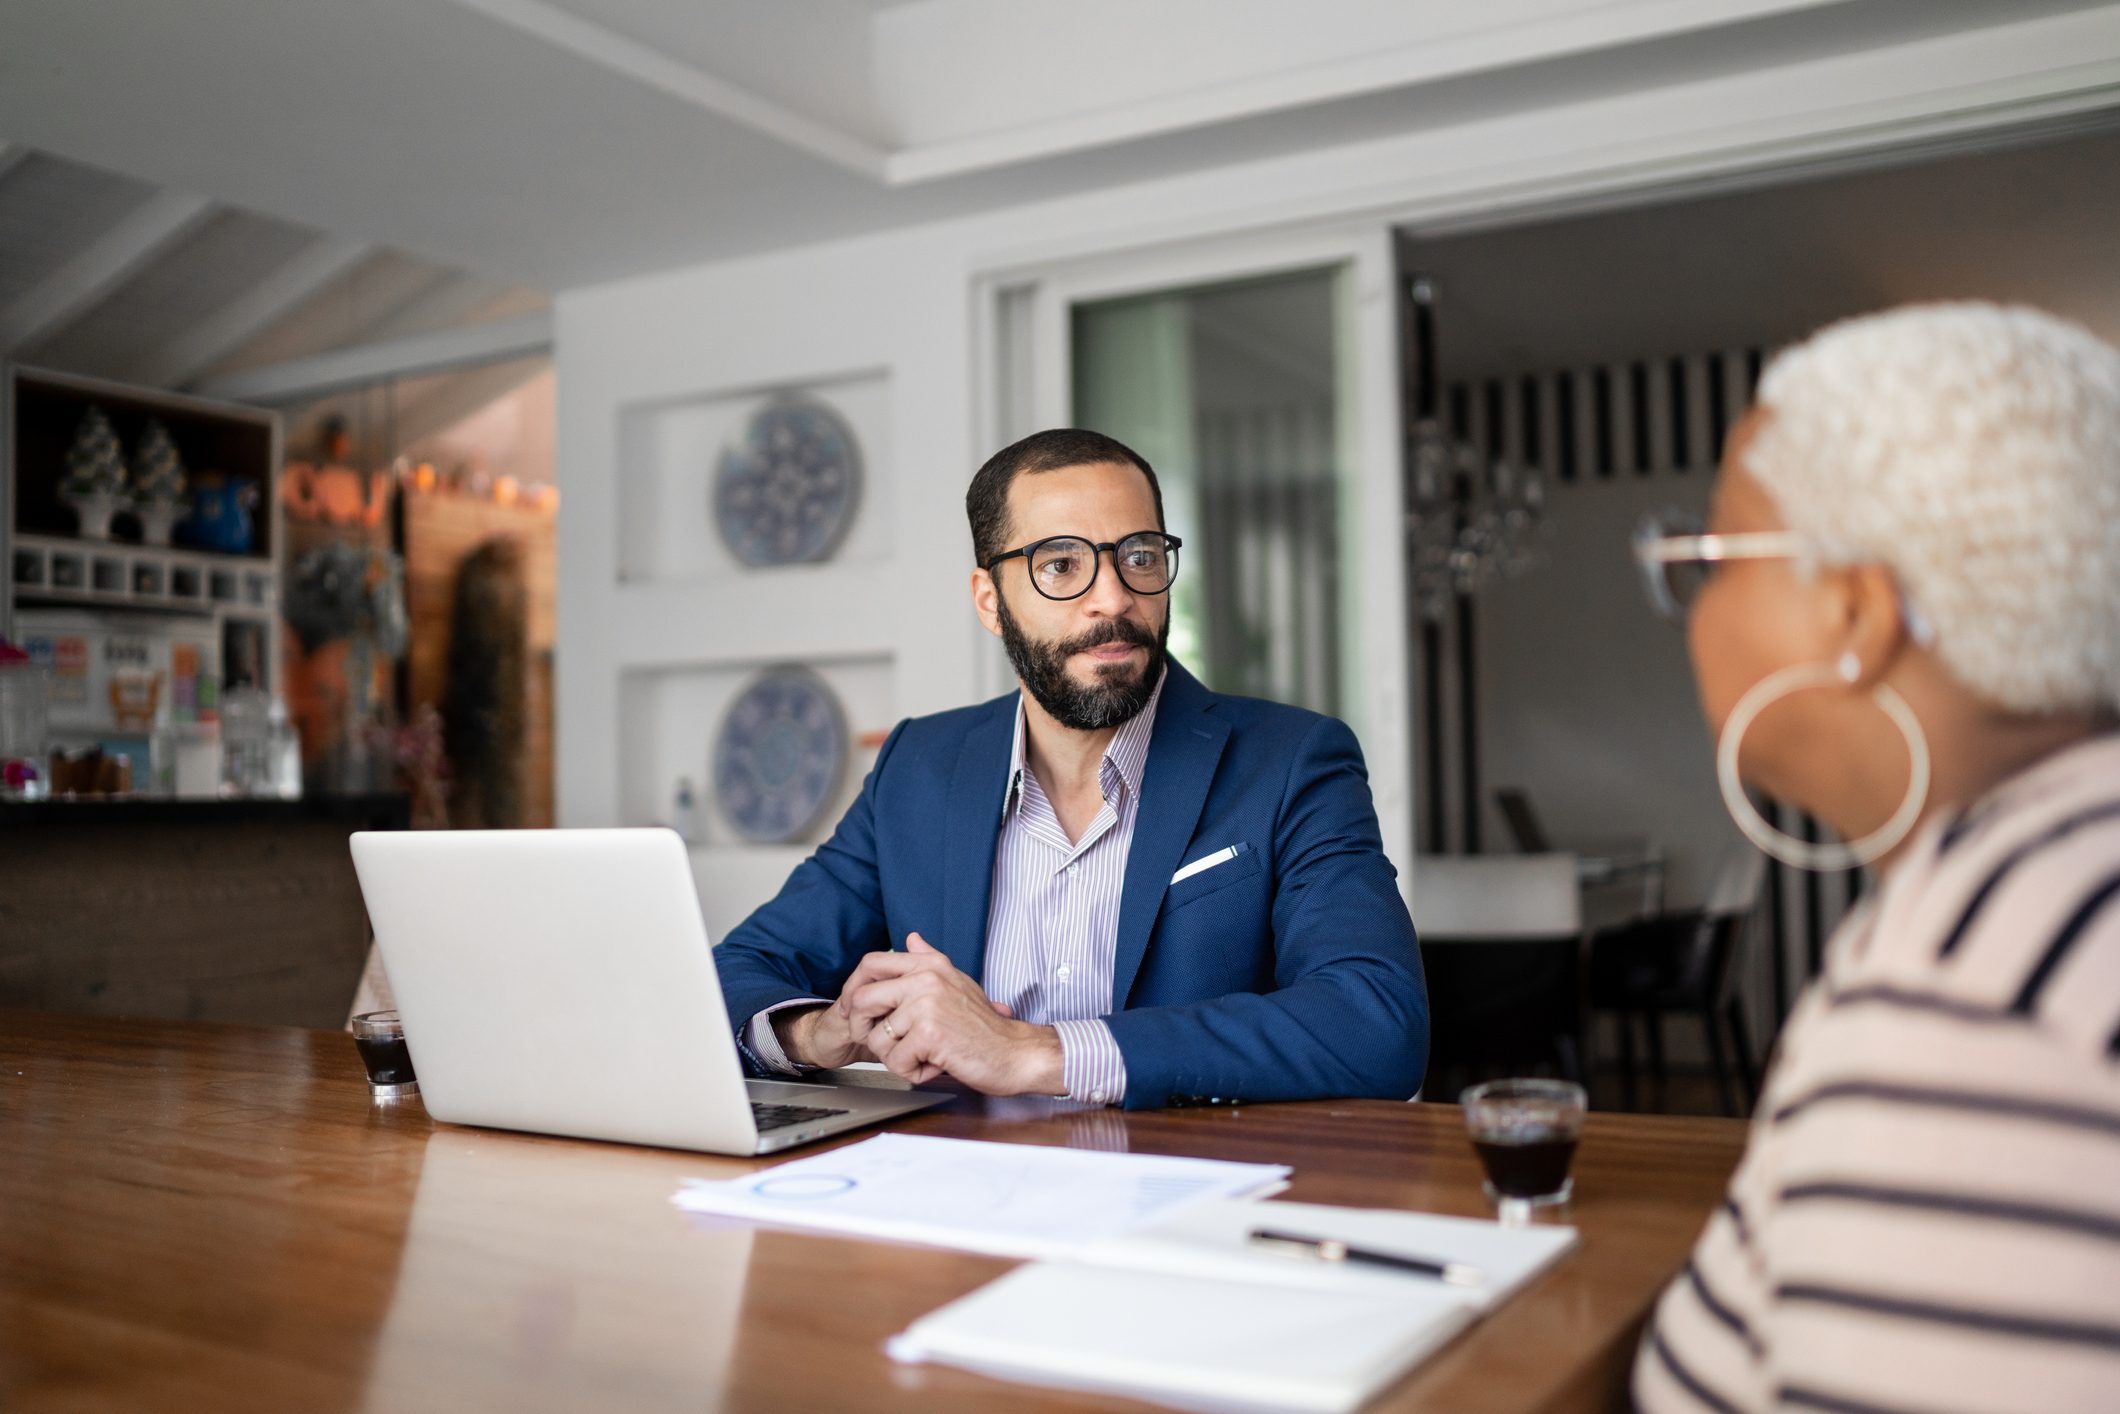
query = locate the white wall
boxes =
[556,4,2120,933]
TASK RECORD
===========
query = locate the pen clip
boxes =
[1246,1228,1484,1288]
[1248,1230,1340,1261]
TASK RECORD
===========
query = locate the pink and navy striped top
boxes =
[1636,733,2120,1412]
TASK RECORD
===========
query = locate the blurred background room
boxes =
[4,0,2120,1109]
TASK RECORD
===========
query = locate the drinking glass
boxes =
[351,1010,418,1101]
[1461,1078,1586,1225]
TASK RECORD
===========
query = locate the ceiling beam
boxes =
[0,188,215,354]
[351,269,521,345]
[192,311,553,404]
[441,0,888,180]
[129,234,371,390]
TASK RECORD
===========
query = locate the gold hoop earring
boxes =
[1715,661,1930,872]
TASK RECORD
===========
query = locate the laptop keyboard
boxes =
[751,1101,851,1132]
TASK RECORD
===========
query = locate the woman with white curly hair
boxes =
[1631,303,2120,1412]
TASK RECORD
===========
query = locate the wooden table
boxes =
[0,1011,1747,1413]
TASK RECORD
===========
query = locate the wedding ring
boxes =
[881,1017,897,1041]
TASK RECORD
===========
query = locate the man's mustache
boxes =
[1059,619,1156,656]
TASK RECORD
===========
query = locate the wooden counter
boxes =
[0,795,405,1027]
[0,1011,1748,1412]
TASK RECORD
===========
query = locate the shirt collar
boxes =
[1004,664,1167,817]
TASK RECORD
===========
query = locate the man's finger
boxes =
[989,1000,1013,1018]
[863,1010,901,1064]
[907,932,941,954]
[881,1027,930,1081]
[844,975,919,1024]
[834,947,938,1014]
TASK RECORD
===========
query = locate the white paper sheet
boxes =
[672,1133,1289,1260]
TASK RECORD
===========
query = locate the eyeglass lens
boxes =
[1029,534,1178,600]
[1636,511,1706,619]
[1660,558,1713,616]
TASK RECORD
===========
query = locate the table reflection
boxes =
[360,1130,755,1411]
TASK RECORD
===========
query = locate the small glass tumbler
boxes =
[351,1010,418,1101]
[1462,1077,1587,1225]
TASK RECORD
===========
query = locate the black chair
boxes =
[1493,787,1551,854]
[1411,853,1587,1098]
[1423,935,1585,1096]
[1587,852,1763,1116]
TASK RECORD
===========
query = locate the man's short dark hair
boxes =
[966,429,1164,567]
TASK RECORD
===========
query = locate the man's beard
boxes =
[995,589,1168,731]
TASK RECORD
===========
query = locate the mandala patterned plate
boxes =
[713,396,862,566]
[712,666,848,844]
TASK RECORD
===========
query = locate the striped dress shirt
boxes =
[746,670,1161,1106]
[1636,733,2120,1413]
[979,669,1163,1106]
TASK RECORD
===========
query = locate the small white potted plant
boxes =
[60,407,129,540]
[131,418,188,546]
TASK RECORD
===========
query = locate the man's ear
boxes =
[971,567,1002,637]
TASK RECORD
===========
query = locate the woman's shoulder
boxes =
[1861,733,2120,1065]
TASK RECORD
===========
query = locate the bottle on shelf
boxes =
[267,694,302,800]
[219,686,271,798]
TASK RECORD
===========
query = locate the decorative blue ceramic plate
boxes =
[713,666,848,844]
[713,396,862,566]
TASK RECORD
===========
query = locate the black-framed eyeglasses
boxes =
[984,530,1183,601]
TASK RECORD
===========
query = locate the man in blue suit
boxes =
[714,429,1427,1109]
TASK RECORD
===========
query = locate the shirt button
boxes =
[1055,964,1072,982]
[1066,863,1078,878]
[1090,1089,1108,1104]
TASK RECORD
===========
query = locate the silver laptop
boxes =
[348,827,951,1154]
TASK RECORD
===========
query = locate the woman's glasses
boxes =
[985,531,1182,602]
[1631,511,1801,619]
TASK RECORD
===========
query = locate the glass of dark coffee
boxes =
[350,1010,418,1101]
[1461,1078,1586,1225]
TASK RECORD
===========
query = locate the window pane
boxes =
[1072,268,1343,715]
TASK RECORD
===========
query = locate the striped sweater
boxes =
[1636,734,2120,1413]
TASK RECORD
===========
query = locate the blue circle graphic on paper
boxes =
[753,1175,857,1200]
[713,667,848,844]
[713,396,863,567]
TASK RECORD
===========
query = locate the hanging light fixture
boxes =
[1403,276,1547,619]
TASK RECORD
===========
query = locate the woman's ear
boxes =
[1835,562,1910,688]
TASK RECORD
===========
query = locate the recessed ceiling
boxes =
[1404,120,2120,380]
[1,0,2115,289]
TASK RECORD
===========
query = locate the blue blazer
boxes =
[713,660,1428,1109]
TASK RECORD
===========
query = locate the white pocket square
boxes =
[1171,845,1242,886]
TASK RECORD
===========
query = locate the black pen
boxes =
[1247,1228,1484,1287]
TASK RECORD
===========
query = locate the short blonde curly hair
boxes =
[1744,302,2120,715]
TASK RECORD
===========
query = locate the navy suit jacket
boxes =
[712,660,1428,1109]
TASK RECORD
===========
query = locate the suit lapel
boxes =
[1112,663,1229,1007]
[940,696,1014,979]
